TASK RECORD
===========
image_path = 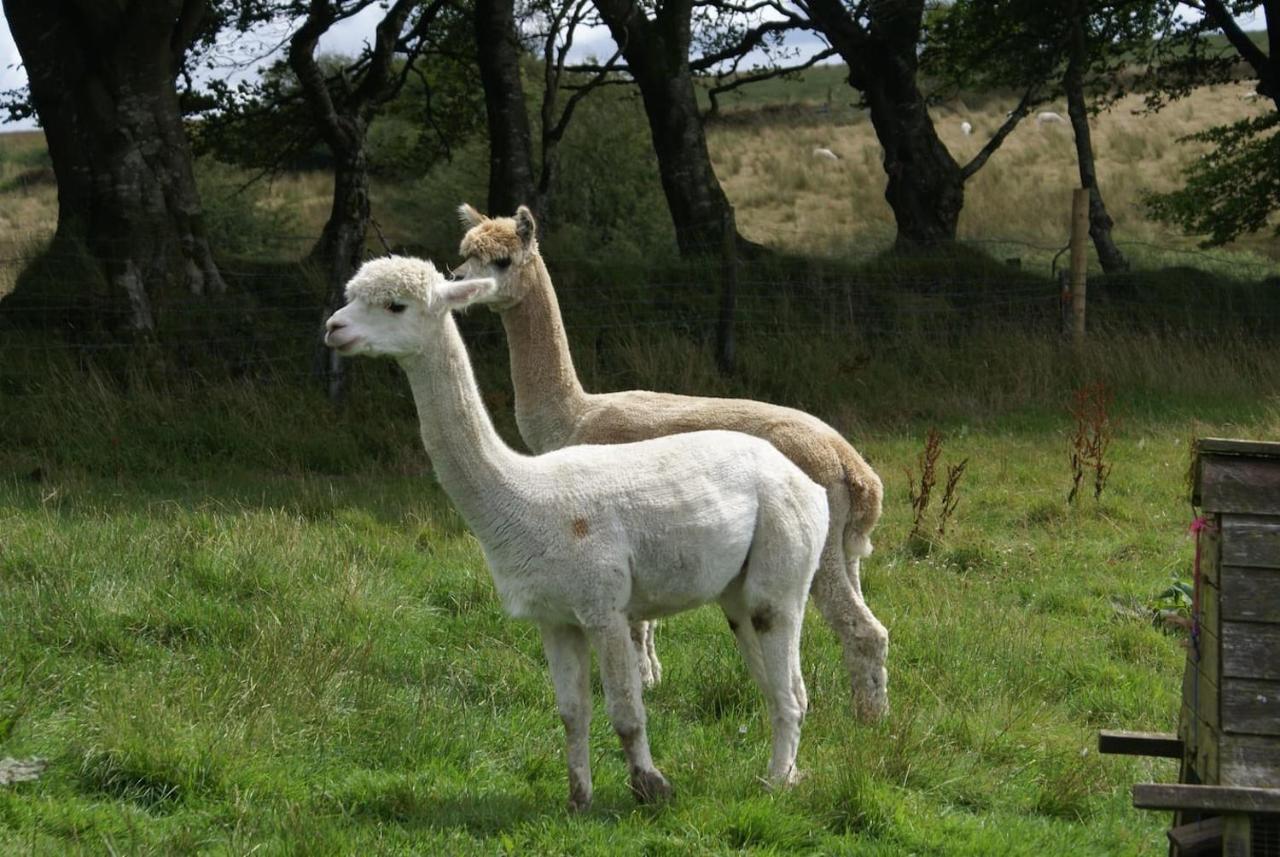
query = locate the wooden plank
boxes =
[1183,646,1219,730]
[1098,730,1183,758]
[1221,515,1280,568]
[1132,783,1280,813]
[1221,566,1280,623]
[1219,733,1280,787]
[1167,816,1223,857]
[1221,677,1280,736]
[1222,622,1280,680]
[1180,708,1220,785]
[1202,524,1222,588]
[1197,438,1280,460]
[1223,814,1251,857]
[1197,456,1280,515]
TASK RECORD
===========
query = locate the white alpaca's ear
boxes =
[436,276,497,310]
[515,205,536,247]
[457,203,486,228]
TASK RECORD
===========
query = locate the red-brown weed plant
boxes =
[1067,382,1115,504]
[906,427,969,542]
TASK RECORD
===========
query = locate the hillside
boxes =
[1,67,1277,294]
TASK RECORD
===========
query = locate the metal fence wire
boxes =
[1,232,1279,400]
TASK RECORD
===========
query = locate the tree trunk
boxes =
[309,143,370,400]
[863,63,964,249]
[592,0,746,256]
[475,0,538,218]
[3,0,226,333]
[802,0,962,249]
[1066,6,1128,273]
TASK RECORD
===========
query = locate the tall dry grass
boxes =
[707,82,1278,266]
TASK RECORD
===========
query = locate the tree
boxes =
[583,0,784,255]
[1,0,230,333]
[474,0,624,222]
[475,0,538,216]
[1144,1,1280,245]
[199,0,470,397]
[797,0,1033,250]
[927,0,1160,271]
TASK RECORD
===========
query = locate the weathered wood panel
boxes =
[1133,782,1280,812]
[1222,622,1280,681]
[1222,678,1280,736]
[1223,813,1251,857]
[1180,708,1220,784]
[1197,456,1280,516]
[1203,524,1223,588]
[1221,515,1280,568]
[1221,566,1280,623]
[1219,733,1280,787]
[1167,816,1223,857]
[1198,438,1280,460]
[1098,730,1183,758]
[1183,658,1219,731]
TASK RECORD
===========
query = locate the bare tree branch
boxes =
[706,46,837,114]
[960,84,1038,180]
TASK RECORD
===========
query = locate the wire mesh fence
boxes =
[1,229,1278,402]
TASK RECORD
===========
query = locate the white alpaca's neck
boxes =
[499,254,587,452]
[398,315,526,539]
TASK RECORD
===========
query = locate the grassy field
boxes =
[3,319,1280,853]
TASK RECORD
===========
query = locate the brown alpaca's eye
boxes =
[494,257,512,270]
[388,302,407,314]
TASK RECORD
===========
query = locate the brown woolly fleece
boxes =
[456,203,889,720]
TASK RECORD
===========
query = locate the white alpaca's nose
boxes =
[324,316,359,351]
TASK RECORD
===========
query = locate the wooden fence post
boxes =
[716,206,738,375]
[1069,187,1089,345]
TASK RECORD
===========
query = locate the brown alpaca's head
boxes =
[454,203,540,310]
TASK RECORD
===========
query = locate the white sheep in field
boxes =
[1037,110,1067,126]
[960,121,973,136]
[812,147,839,161]
[324,257,828,811]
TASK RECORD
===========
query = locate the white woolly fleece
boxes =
[345,256,446,307]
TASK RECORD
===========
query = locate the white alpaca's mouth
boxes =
[325,332,362,353]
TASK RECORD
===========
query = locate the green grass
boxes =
[4,322,1278,854]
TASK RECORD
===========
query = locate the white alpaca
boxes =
[324,257,828,811]
[959,120,972,136]
[1036,110,1066,126]
[812,147,839,161]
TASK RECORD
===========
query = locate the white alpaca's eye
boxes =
[388,302,407,314]
[494,257,512,270]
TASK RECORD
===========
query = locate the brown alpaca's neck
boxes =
[499,255,587,452]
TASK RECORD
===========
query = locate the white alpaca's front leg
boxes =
[587,617,672,804]
[539,622,593,811]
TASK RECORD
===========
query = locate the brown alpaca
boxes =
[454,203,889,721]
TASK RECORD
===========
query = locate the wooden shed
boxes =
[1101,438,1280,856]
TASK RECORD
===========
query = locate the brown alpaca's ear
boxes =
[457,203,486,228]
[515,205,536,247]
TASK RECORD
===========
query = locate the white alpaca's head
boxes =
[452,203,539,309]
[324,256,496,359]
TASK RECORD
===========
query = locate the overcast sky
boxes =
[0,6,1266,132]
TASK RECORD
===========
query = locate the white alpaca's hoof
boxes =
[629,768,673,804]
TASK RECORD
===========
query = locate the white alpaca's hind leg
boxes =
[812,493,888,722]
[750,602,807,787]
[630,621,661,689]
